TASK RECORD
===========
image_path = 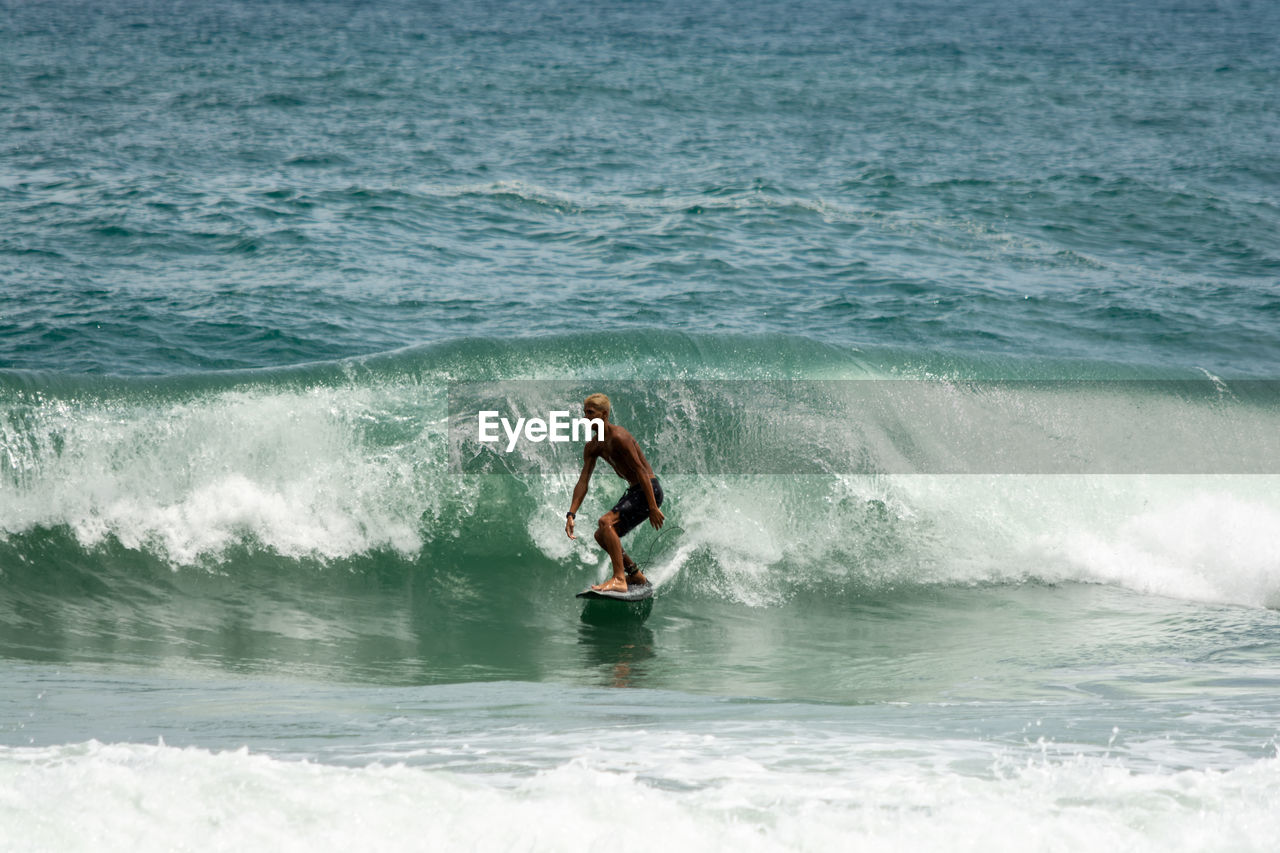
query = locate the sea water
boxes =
[2,0,1279,849]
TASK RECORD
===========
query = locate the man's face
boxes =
[583,401,606,422]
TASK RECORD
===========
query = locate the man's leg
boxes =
[592,511,629,591]
[621,551,647,585]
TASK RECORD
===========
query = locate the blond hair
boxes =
[584,393,611,419]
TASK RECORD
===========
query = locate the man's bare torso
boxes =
[587,425,654,487]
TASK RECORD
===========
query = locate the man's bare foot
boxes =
[591,577,628,593]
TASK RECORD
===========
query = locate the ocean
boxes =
[2,0,1279,849]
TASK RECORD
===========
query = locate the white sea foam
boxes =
[1033,485,1280,608]
[1,740,1277,852]
[618,473,1280,609]
[0,383,440,565]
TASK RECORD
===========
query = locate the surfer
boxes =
[565,393,665,593]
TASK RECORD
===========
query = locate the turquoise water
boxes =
[4,0,1279,375]
[3,0,1280,849]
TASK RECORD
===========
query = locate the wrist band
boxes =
[566,511,576,519]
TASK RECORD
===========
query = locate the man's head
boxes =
[583,393,610,422]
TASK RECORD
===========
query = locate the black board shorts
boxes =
[610,478,664,537]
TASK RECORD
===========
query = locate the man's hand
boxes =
[649,507,665,530]
[566,515,576,539]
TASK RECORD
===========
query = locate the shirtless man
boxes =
[564,393,665,592]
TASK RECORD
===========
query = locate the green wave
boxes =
[2,332,1278,611]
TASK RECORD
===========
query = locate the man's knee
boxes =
[595,513,618,542]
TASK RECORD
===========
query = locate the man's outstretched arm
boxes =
[624,436,664,530]
[565,449,596,539]
[640,476,664,530]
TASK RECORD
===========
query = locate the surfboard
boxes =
[576,581,654,602]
